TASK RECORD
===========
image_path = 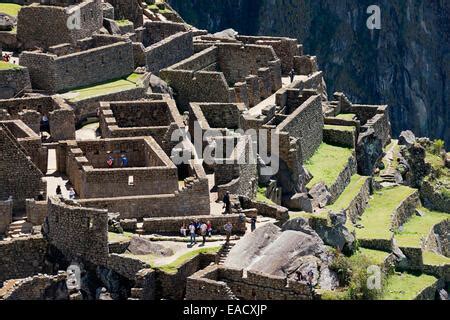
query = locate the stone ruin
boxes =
[0,0,448,301]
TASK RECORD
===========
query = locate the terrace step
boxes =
[6,220,33,238]
[217,242,235,265]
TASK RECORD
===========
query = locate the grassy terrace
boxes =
[0,3,22,17]
[352,186,416,242]
[328,175,368,212]
[356,248,390,266]
[305,143,354,189]
[60,73,144,102]
[324,124,355,132]
[121,246,221,274]
[395,207,448,248]
[381,272,437,300]
[0,61,21,70]
[335,113,356,121]
[108,232,133,243]
[256,186,275,205]
[115,19,133,27]
[422,251,450,266]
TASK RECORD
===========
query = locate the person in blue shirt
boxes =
[120,154,128,167]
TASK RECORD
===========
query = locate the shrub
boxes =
[330,251,385,300]
[432,139,445,155]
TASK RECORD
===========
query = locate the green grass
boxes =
[108,232,133,243]
[288,211,328,221]
[0,61,21,70]
[324,124,355,132]
[0,3,22,17]
[395,207,449,248]
[328,175,368,212]
[157,246,221,274]
[123,246,221,274]
[353,186,416,241]
[335,113,356,121]
[422,251,450,266]
[61,73,144,102]
[381,272,438,300]
[115,19,133,27]
[356,248,390,266]
[256,186,275,205]
[305,143,354,189]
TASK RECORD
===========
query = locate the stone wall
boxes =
[142,214,246,235]
[145,31,194,75]
[420,179,450,213]
[47,197,109,265]
[323,125,356,149]
[26,199,47,226]
[328,154,358,203]
[345,177,371,224]
[186,265,314,300]
[0,235,47,283]
[0,125,46,211]
[239,196,290,222]
[17,1,103,50]
[107,253,150,280]
[0,65,31,99]
[106,0,143,27]
[391,190,420,230]
[0,198,13,235]
[142,21,189,46]
[20,38,134,92]
[0,273,68,300]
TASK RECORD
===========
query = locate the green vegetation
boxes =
[352,186,416,241]
[329,251,386,300]
[61,73,144,102]
[328,175,368,212]
[0,61,21,70]
[422,251,450,266]
[108,232,133,243]
[395,207,449,248]
[115,19,133,27]
[381,272,437,300]
[255,186,275,205]
[356,248,390,266]
[431,139,445,156]
[305,143,354,189]
[288,210,328,222]
[335,113,356,121]
[157,246,221,274]
[0,3,22,17]
[123,246,221,274]
[324,124,355,132]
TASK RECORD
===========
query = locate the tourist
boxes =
[40,114,49,133]
[180,224,187,237]
[200,222,208,245]
[206,220,212,237]
[289,68,295,83]
[106,155,114,168]
[223,191,231,214]
[120,154,129,167]
[68,187,76,200]
[56,185,62,196]
[224,221,233,243]
[189,222,197,245]
[37,192,44,201]
[251,216,257,232]
[239,211,246,223]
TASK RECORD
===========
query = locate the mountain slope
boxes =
[169,0,449,144]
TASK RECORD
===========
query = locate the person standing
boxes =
[68,187,76,200]
[206,220,212,237]
[120,154,129,167]
[56,185,62,196]
[189,222,197,246]
[200,222,208,246]
[106,155,114,168]
[224,221,233,243]
[251,216,257,232]
[289,68,296,83]
[180,224,187,237]
[223,191,231,214]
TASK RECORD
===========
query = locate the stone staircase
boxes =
[217,242,235,265]
[6,218,33,239]
[223,284,239,300]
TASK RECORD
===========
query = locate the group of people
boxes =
[2,53,11,63]
[106,154,128,168]
[181,220,234,246]
[181,220,213,246]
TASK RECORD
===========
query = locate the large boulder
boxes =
[308,182,332,209]
[0,14,15,32]
[149,74,173,95]
[398,130,416,147]
[127,236,174,256]
[356,129,383,176]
